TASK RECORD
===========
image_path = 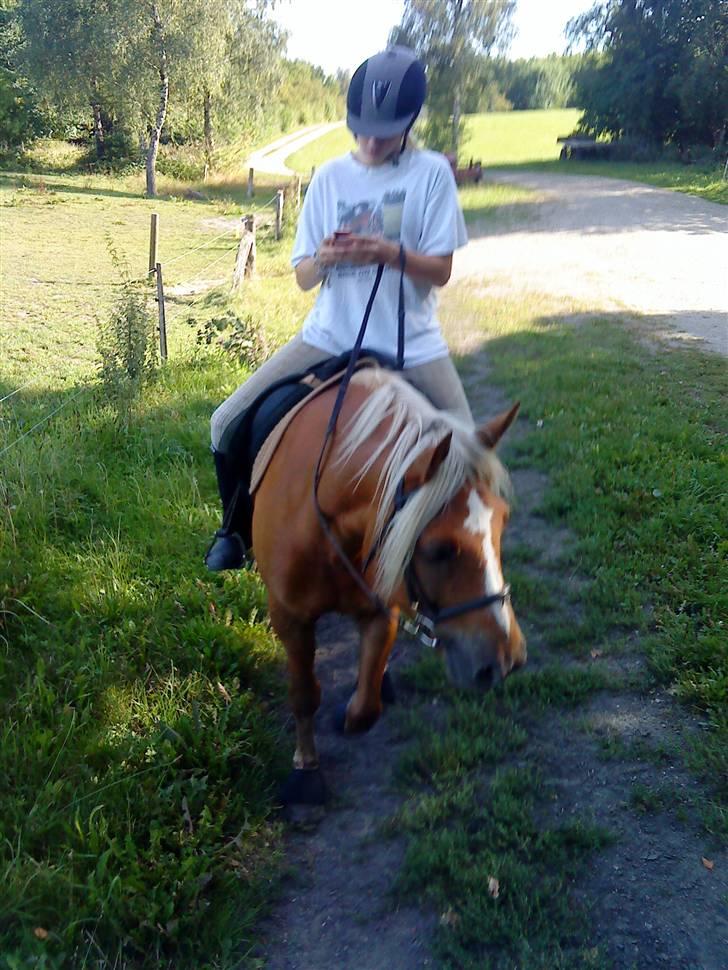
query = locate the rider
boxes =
[206,45,471,571]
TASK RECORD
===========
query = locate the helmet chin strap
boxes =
[391,121,415,166]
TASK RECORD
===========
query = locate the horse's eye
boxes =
[420,540,458,564]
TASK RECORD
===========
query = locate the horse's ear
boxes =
[478,402,520,449]
[405,432,452,489]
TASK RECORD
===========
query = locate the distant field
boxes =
[463,108,582,164]
[286,109,582,171]
[286,108,726,203]
[287,126,354,171]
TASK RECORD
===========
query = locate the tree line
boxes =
[391,0,726,158]
[567,0,727,153]
[0,0,343,193]
[2,0,724,180]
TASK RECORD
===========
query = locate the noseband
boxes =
[393,480,512,649]
[401,563,511,650]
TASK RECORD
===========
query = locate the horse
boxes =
[251,365,526,804]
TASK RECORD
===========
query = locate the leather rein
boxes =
[312,247,511,650]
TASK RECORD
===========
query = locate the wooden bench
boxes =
[557,136,611,161]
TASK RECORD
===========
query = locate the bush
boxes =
[188,309,269,368]
[97,249,158,425]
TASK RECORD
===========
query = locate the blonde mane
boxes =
[336,368,510,600]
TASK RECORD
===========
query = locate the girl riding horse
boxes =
[206,46,472,570]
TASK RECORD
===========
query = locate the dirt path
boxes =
[256,360,727,970]
[254,170,727,968]
[453,172,727,355]
[245,122,345,176]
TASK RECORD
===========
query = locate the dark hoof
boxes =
[345,670,396,707]
[381,669,396,705]
[279,768,327,806]
[332,701,349,734]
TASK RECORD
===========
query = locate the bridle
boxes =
[365,478,512,649]
[312,250,512,650]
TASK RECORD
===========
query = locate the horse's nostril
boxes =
[475,666,495,690]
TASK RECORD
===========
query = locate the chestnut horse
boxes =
[252,366,526,803]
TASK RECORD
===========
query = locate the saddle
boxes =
[224,349,398,552]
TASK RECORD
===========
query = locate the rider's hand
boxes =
[343,234,399,267]
[315,235,356,268]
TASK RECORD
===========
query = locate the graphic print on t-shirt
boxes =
[335,190,406,278]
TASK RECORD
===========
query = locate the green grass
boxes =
[286,124,353,172]
[463,109,583,165]
[388,664,614,969]
[443,286,728,805]
[393,767,612,970]
[0,162,315,967]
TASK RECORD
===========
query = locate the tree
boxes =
[567,0,727,150]
[0,0,44,147]
[392,0,515,156]
[14,0,134,157]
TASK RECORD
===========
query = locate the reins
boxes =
[312,259,393,616]
[311,246,511,649]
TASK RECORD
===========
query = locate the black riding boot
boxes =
[205,450,249,571]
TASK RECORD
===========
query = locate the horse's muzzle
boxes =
[440,631,526,691]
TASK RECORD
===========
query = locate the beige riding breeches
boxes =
[210,331,473,453]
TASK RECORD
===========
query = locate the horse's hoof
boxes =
[345,670,396,706]
[278,768,327,806]
[381,669,396,705]
[332,701,349,734]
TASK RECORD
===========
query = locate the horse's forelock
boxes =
[336,368,510,600]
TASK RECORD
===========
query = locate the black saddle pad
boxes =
[225,348,398,549]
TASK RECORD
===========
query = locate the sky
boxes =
[271,0,595,76]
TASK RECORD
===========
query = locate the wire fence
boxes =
[1,178,299,457]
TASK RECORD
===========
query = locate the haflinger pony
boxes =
[252,365,526,805]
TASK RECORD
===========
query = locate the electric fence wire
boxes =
[161,224,241,268]
[161,244,240,328]
[0,384,93,459]
[0,377,45,405]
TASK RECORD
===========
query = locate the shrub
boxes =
[188,309,269,368]
[97,248,158,425]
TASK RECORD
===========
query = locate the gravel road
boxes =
[453,171,727,355]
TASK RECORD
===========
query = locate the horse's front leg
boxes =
[269,598,326,805]
[344,609,399,734]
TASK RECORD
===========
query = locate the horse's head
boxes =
[340,372,526,692]
[400,403,526,690]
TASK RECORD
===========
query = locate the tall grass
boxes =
[0,163,313,967]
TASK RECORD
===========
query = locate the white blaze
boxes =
[464,489,510,635]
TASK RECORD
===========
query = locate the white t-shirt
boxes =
[290,148,468,368]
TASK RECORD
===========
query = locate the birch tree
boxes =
[393,0,515,157]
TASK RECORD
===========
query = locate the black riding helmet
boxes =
[347,46,427,139]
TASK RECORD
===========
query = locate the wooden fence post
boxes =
[232,215,256,291]
[275,189,284,240]
[247,167,254,198]
[148,213,158,277]
[155,262,168,361]
[294,174,302,209]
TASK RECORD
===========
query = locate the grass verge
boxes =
[448,287,727,817]
[1,162,313,966]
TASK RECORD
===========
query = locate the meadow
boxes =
[1,118,726,966]
[288,108,728,204]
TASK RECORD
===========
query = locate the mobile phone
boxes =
[333,230,352,243]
